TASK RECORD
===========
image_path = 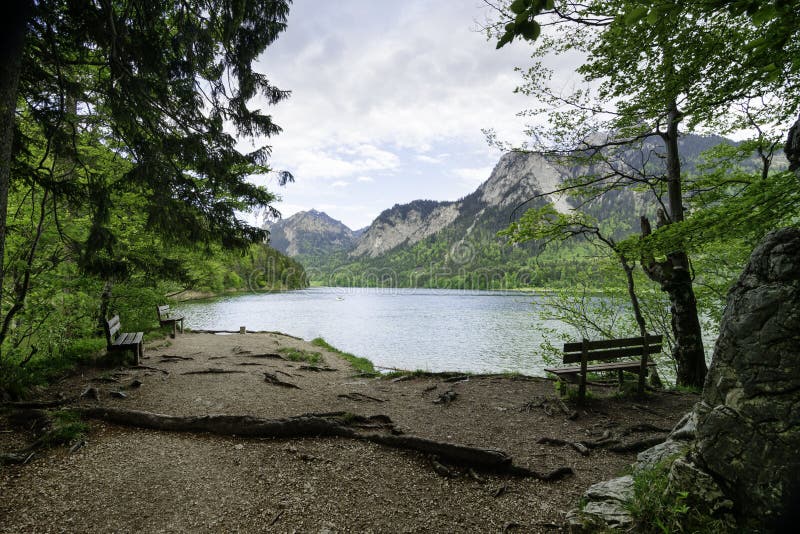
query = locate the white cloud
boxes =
[331,180,350,188]
[415,154,443,164]
[239,0,579,228]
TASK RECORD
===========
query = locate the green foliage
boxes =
[277,347,323,365]
[627,459,734,533]
[43,411,89,447]
[310,337,378,376]
[0,1,303,398]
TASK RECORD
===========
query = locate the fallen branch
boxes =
[159,355,194,361]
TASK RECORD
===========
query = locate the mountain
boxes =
[273,134,735,288]
[351,151,575,258]
[266,209,356,256]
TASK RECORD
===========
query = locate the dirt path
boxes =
[0,332,698,532]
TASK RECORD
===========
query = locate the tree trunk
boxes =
[620,258,649,395]
[0,1,32,360]
[639,99,708,388]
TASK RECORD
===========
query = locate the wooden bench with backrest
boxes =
[544,334,662,402]
[104,315,144,365]
[157,305,184,338]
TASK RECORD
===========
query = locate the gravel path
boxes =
[0,332,698,532]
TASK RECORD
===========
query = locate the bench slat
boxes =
[563,334,662,352]
[545,360,656,375]
[563,344,662,364]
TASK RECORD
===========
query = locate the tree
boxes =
[0,1,294,357]
[488,0,798,387]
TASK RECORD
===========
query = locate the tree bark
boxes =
[640,221,707,387]
[0,1,32,360]
[640,99,708,388]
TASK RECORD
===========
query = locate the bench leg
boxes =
[171,321,177,339]
[179,319,184,334]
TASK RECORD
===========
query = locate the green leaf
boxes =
[646,10,660,25]
[509,0,529,15]
[625,6,649,25]
[545,0,554,9]
[751,5,777,26]
[519,20,541,41]
[496,32,514,49]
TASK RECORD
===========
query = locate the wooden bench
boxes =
[544,334,662,402]
[104,315,144,365]
[157,305,184,338]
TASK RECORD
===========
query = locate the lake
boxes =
[174,287,575,376]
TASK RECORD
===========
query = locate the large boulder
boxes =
[691,227,800,530]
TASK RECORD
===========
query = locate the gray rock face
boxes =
[786,114,800,172]
[693,227,800,530]
[567,476,634,532]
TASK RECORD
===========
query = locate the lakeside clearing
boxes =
[0,332,697,532]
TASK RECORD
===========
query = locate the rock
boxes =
[786,114,800,172]
[635,439,686,471]
[110,391,127,399]
[567,476,635,532]
[668,409,698,441]
[667,457,732,516]
[692,227,800,530]
[128,379,143,389]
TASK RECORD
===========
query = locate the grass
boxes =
[310,338,378,376]
[626,457,734,533]
[42,410,89,447]
[277,346,323,365]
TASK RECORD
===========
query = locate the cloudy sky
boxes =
[248,1,549,230]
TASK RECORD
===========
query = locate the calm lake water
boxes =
[174,287,576,376]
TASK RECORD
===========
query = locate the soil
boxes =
[0,332,698,533]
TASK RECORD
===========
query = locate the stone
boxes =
[567,476,635,532]
[693,227,800,530]
[667,457,733,515]
[668,409,698,441]
[786,114,800,172]
[635,439,686,471]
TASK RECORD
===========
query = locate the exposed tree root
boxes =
[0,397,77,409]
[245,353,287,360]
[181,368,246,376]
[607,435,666,453]
[130,365,169,375]
[73,407,572,481]
[299,365,336,372]
[337,392,386,403]
[536,437,590,456]
[263,372,300,389]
